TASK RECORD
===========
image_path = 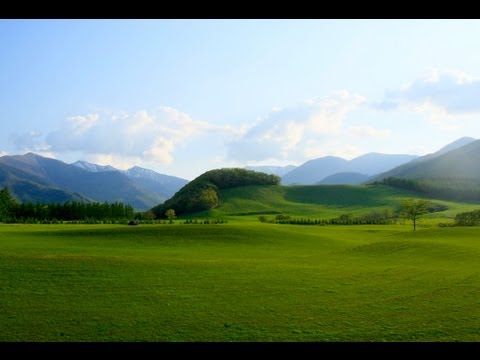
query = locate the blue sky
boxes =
[2,19,480,179]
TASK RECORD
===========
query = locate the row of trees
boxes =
[0,187,134,223]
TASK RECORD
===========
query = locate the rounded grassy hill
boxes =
[151,168,280,217]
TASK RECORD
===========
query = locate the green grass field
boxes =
[2,184,480,341]
[1,221,480,341]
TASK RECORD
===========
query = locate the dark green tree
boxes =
[0,187,17,222]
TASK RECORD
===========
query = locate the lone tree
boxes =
[400,199,431,231]
[165,209,176,224]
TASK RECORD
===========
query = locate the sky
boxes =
[2,19,480,180]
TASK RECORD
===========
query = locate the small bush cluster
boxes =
[183,219,228,224]
[454,209,480,226]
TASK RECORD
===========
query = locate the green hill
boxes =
[152,168,280,217]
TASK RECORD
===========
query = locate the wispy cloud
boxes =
[9,131,47,152]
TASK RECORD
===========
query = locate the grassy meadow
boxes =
[1,184,480,341]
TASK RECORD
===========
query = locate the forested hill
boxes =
[152,168,280,217]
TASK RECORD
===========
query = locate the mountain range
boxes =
[0,137,478,210]
[0,153,188,210]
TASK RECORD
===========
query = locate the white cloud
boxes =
[377,69,480,115]
[307,91,365,134]
[13,107,238,165]
[348,126,391,138]
[227,91,365,162]
[374,69,480,131]
[0,150,8,157]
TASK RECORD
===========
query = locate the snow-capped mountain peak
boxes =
[72,161,117,173]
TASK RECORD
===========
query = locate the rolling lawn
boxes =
[1,223,480,341]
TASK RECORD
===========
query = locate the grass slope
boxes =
[1,223,480,341]
[196,184,476,221]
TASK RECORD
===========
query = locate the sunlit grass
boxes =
[1,223,480,341]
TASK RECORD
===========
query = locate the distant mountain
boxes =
[72,160,116,172]
[373,139,480,181]
[122,166,188,199]
[245,165,297,177]
[282,156,348,185]
[73,161,188,199]
[282,153,417,185]
[0,159,90,204]
[0,153,164,210]
[317,172,371,185]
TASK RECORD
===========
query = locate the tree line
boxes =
[0,187,134,223]
[259,210,400,226]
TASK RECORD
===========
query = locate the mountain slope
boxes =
[123,166,188,199]
[348,153,417,175]
[414,137,476,162]
[373,139,480,181]
[317,172,371,185]
[0,153,163,209]
[72,161,188,199]
[245,165,297,177]
[0,161,90,203]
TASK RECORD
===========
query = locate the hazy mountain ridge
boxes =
[282,153,417,185]
[373,139,480,181]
